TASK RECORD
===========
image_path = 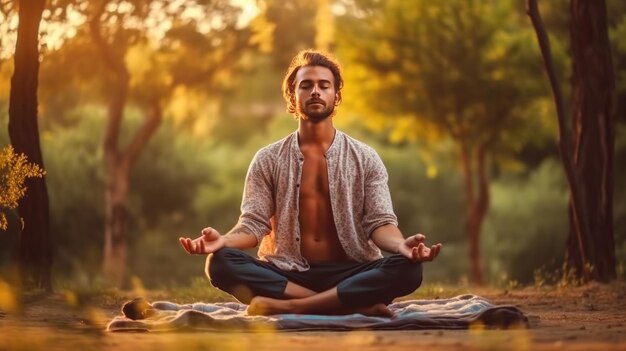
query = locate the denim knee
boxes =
[387,257,423,296]
[205,247,242,287]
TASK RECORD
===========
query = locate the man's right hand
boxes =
[179,227,225,255]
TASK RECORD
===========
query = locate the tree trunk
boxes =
[565,0,615,281]
[89,0,164,285]
[527,0,616,282]
[101,99,162,286]
[7,0,52,291]
[102,165,130,286]
[88,1,129,286]
[460,142,490,285]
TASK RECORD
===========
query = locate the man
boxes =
[179,50,442,317]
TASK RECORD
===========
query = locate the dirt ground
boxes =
[1,282,625,351]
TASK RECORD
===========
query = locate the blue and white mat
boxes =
[107,294,528,332]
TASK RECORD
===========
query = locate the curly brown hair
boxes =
[282,50,344,115]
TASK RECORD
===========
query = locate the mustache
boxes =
[306,99,326,106]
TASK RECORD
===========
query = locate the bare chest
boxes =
[299,151,330,198]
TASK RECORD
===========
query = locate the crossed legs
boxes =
[247,287,395,317]
[206,248,422,317]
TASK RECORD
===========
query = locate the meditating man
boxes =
[179,50,442,317]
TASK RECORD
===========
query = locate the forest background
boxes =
[0,0,624,292]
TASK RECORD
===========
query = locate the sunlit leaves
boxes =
[0,145,45,230]
[166,86,220,135]
[126,41,172,102]
[315,0,334,51]
[338,0,551,167]
[248,10,274,53]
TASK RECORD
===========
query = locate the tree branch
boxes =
[121,100,162,173]
[88,0,129,167]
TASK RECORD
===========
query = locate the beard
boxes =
[297,99,336,122]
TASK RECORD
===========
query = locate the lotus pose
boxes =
[179,50,442,317]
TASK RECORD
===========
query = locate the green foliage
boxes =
[373,140,468,282]
[382,144,464,243]
[40,106,106,275]
[262,0,317,69]
[2,0,624,289]
[336,0,556,156]
[482,159,569,284]
[334,0,570,284]
[36,106,223,284]
[0,145,45,230]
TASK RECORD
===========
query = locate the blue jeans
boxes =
[205,247,423,307]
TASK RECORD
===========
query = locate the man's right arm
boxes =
[222,225,259,249]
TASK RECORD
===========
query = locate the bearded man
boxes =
[179,50,442,317]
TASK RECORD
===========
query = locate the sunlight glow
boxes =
[230,0,259,28]
[40,6,85,52]
[0,0,259,58]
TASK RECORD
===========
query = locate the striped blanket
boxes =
[107,294,528,332]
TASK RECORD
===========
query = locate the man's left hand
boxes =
[397,234,442,262]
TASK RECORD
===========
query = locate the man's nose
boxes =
[311,85,320,96]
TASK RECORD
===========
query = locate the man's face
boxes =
[294,65,338,121]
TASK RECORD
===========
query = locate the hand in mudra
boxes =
[398,234,442,262]
[179,227,224,255]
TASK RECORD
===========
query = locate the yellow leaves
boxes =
[388,116,416,143]
[0,145,45,230]
[376,42,396,64]
[166,86,219,137]
[248,6,275,54]
[126,42,173,96]
[426,164,438,179]
[486,42,507,63]
[425,3,441,19]
[419,149,440,179]
[126,44,152,80]
[315,0,335,51]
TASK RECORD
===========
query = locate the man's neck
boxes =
[297,118,336,150]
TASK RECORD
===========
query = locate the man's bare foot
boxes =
[247,296,293,315]
[247,296,395,318]
[353,303,395,318]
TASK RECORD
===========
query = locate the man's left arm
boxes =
[362,150,441,262]
[370,224,442,262]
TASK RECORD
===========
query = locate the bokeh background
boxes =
[0,0,624,290]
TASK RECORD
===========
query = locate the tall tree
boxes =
[8,0,52,290]
[85,0,248,285]
[338,0,545,284]
[528,0,616,281]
